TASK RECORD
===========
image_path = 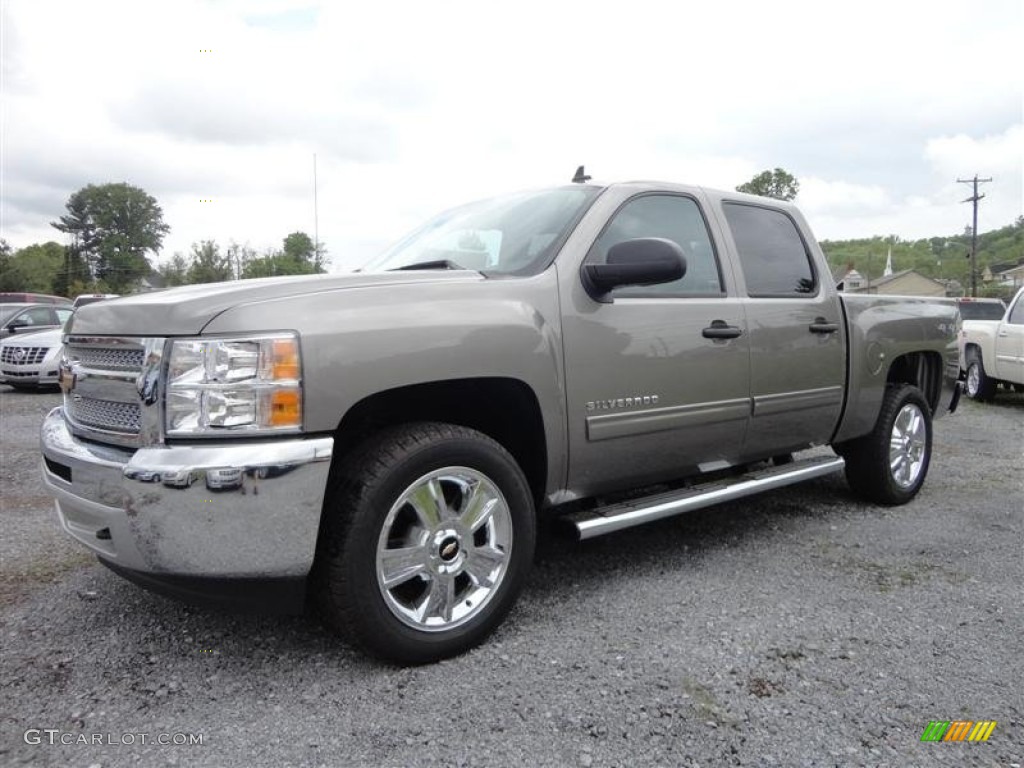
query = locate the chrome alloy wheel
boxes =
[375,467,513,632]
[889,403,927,489]
[966,363,980,397]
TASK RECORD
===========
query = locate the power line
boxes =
[956,174,992,297]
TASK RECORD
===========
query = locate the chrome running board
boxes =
[568,455,845,540]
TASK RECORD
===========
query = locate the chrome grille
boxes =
[68,397,141,433]
[1,346,48,365]
[66,344,145,371]
[63,336,157,445]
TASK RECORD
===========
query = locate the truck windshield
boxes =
[362,186,602,276]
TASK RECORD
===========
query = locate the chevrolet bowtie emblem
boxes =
[58,363,76,395]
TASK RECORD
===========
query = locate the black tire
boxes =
[965,354,996,401]
[843,384,932,506]
[312,422,536,664]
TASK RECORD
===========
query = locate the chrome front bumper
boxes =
[40,407,334,578]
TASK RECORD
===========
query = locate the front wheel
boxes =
[843,384,932,506]
[312,423,536,664]
[965,357,996,401]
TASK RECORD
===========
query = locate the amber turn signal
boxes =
[268,389,302,427]
[270,338,300,380]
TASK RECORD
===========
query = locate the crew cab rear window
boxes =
[958,300,1006,320]
[723,203,816,296]
[590,194,723,297]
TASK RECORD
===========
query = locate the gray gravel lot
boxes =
[1,386,1022,768]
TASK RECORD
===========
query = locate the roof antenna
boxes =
[572,165,591,184]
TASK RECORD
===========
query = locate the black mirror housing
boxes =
[583,237,687,300]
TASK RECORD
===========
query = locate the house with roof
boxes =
[850,269,947,297]
[983,259,1024,289]
[832,264,867,292]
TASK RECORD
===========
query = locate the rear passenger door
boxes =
[718,202,846,459]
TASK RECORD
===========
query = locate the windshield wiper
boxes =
[390,259,467,272]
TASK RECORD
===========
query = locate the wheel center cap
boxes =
[439,537,460,562]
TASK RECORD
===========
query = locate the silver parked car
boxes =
[0,327,64,389]
[205,468,243,490]
[161,469,197,488]
[0,303,73,339]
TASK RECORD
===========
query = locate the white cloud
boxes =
[798,179,892,217]
[926,125,1023,176]
[2,0,1022,270]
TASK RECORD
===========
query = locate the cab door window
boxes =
[589,194,723,297]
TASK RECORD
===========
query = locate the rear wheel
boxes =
[312,422,535,664]
[843,384,932,506]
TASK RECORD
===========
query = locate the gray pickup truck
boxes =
[40,179,961,663]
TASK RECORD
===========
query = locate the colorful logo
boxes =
[921,721,996,742]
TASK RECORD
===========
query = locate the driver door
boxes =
[560,192,751,496]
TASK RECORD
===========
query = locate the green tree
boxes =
[0,240,14,288]
[281,231,327,273]
[53,245,94,298]
[736,168,800,201]
[226,242,258,280]
[186,240,233,284]
[159,253,191,287]
[0,242,66,293]
[241,232,327,279]
[51,182,170,293]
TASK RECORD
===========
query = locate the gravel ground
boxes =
[1,386,1022,768]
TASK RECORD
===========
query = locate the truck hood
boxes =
[67,270,483,336]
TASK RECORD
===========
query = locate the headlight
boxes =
[165,333,302,436]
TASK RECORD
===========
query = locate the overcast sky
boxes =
[2,0,1021,271]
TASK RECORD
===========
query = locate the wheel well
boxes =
[963,342,982,363]
[331,378,547,505]
[886,352,943,413]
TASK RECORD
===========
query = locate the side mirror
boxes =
[7,321,28,333]
[582,237,687,301]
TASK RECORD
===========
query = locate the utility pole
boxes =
[956,174,992,297]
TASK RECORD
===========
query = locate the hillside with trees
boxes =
[821,216,1024,298]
